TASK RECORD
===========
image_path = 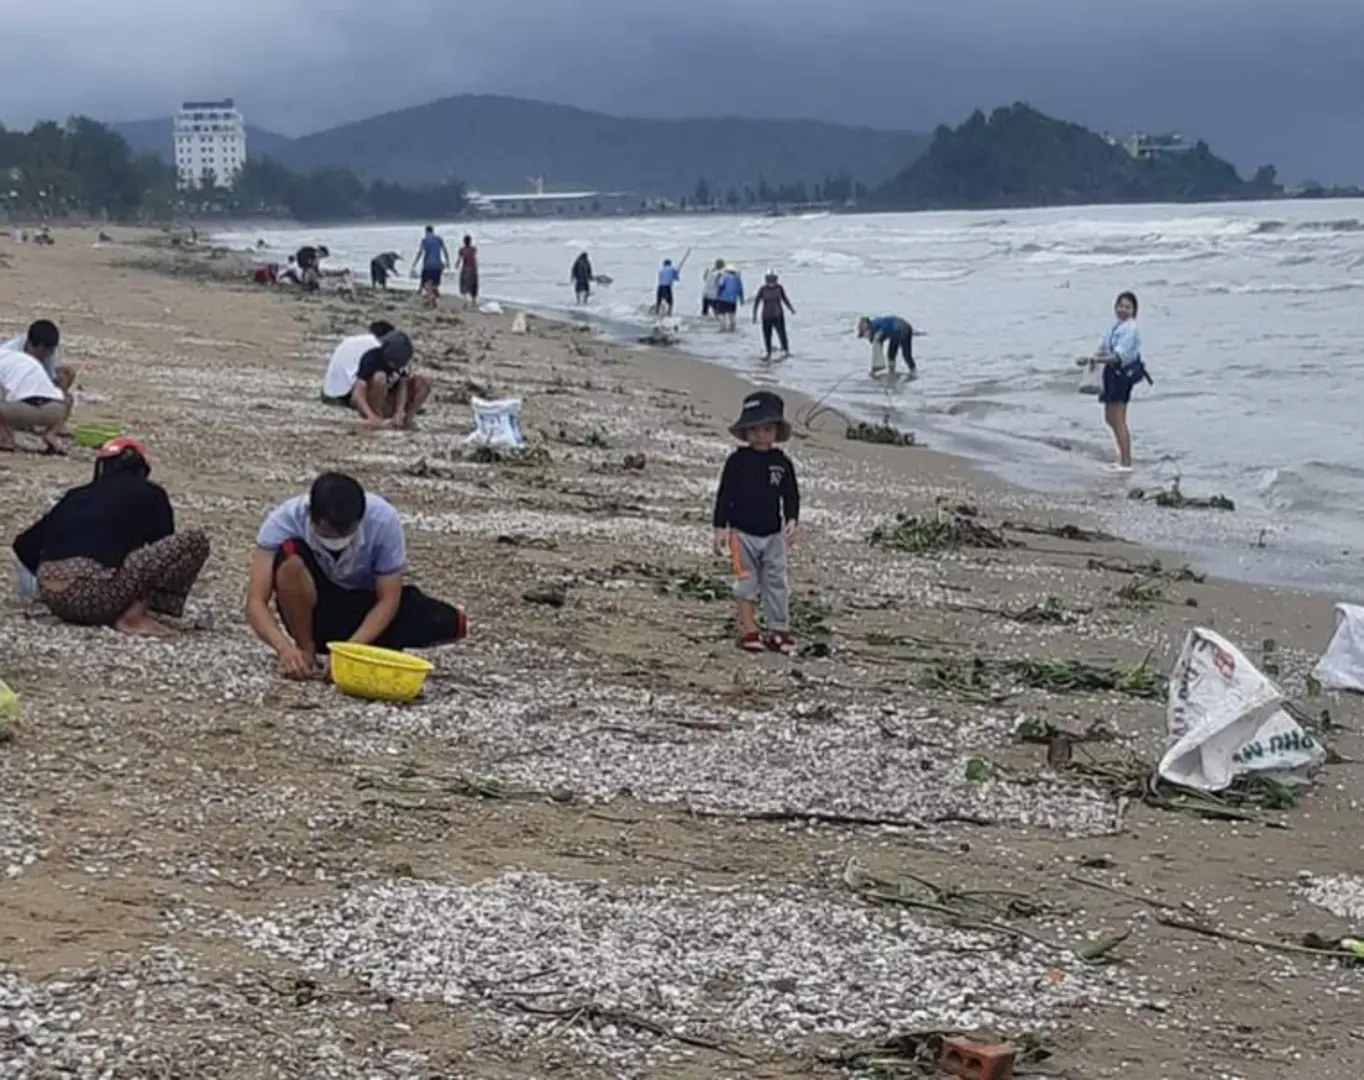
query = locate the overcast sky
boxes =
[3,0,1361,182]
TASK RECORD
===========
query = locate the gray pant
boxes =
[729,530,790,631]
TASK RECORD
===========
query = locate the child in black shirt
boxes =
[712,390,800,654]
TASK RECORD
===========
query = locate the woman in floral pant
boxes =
[12,438,210,637]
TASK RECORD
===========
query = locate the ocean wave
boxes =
[1252,217,1364,235]
[1199,280,1364,296]
[1255,460,1364,514]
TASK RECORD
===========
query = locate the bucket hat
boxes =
[727,390,791,442]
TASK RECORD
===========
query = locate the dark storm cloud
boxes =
[2,0,1361,181]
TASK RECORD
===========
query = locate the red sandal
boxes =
[766,632,796,656]
[737,631,765,653]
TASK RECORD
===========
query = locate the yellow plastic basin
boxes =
[328,642,432,703]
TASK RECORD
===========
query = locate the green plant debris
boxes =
[466,444,552,467]
[618,562,731,601]
[1260,638,1281,677]
[1088,556,1205,583]
[1116,576,1164,606]
[1002,520,1117,542]
[964,757,991,782]
[1069,750,1300,823]
[869,507,1020,554]
[790,594,833,638]
[846,420,916,447]
[1128,479,1235,512]
[553,425,611,449]
[957,595,1078,624]
[918,654,1164,700]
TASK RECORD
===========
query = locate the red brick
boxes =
[940,1036,1015,1080]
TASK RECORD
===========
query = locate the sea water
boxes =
[216,198,1364,595]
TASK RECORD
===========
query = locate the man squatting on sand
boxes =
[246,471,468,680]
[712,390,800,656]
[321,321,433,429]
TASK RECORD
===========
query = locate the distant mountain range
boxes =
[108,95,924,198]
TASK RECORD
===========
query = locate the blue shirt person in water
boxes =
[410,225,451,306]
[857,315,916,375]
[1088,289,1149,473]
[654,259,681,316]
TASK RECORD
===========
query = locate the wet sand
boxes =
[1,227,1362,1079]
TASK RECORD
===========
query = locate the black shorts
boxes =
[459,271,479,298]
[656,284,674,306]
[370,259,389,287]
[273,541,463,651]
[420,266,443,287]
[713,299,736,315]
[1099,362,1145,406]
[702,297,714,315]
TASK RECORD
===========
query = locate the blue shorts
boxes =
[420,266,443,287]
[1099,362,1144,406]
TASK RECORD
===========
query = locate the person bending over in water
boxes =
[857,315,916,376]
[752,272,795,360]
[321,324,431,430]
[370,251,401,288]
[456,235,479,307]
[1084,290,1149,473]
[246,471,467,679]
[12,438,210,637]
[571,252,594,303]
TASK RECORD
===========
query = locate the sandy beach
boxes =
[2,228,1363,1079]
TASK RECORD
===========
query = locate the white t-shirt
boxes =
[0,349,63,403]
[1,336,59,381]
[323,333,381,398]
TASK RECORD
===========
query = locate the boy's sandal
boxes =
[767,633,796,656]
[737,632,765,653]
[453,605,470,642]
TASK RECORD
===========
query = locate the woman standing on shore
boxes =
[1089,290,1149,473]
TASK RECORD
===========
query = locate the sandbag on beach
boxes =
[1160,627,1325,792]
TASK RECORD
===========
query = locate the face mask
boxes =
[309,524,357,553]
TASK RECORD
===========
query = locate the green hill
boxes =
[867,103,1280,211]
[268,95,923,198]
[107,118,292,164]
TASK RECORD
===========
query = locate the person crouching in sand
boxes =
[0,345,71,454]
[246,471,468,680]
[712,391,800,655]
[321,323,432,430]
[11,438,210,636]
[3,319,75,394]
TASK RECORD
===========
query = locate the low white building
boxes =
[465,189,643,218]
[173,98,247,190]
[1121,132,1194,160]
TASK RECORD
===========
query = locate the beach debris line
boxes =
[1115,576,1164,607]
[1087,556,1205,583]
[869,505,1020,554]
[1001,519,1118,543]
[842,859,1128,965]
[951,595,1080,625]
[918,653,1165,700]
[1128,479,1235,512]
[845,419,916,447]
[824,1030,1049,1079]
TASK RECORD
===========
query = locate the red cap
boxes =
[96,436,149,461]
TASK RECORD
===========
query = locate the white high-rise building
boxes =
[173,98,247,190]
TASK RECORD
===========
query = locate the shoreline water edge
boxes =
[5,225,1364,1078]
[216,202,1364,600]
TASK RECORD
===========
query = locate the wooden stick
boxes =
[1156,914,1347,959]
